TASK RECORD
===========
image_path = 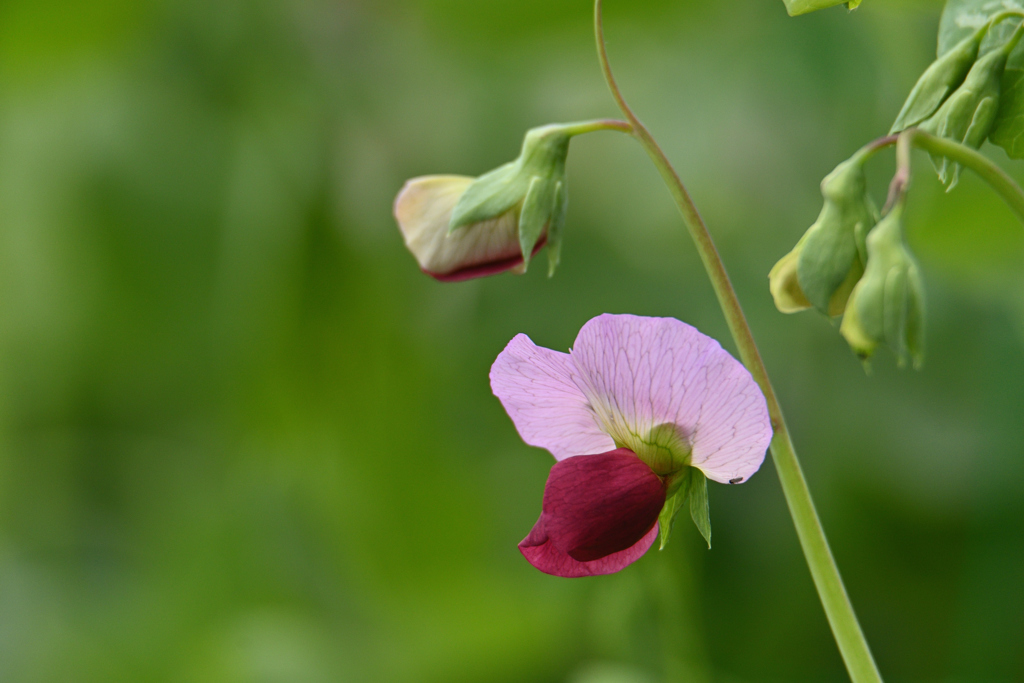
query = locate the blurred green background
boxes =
[1,0,1022,681]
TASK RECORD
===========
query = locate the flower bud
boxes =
[449,124,573,276]
[393,124,576,281]
[840,203,926,368]
[890,26,987,134]
[769,155,877,317]
[918,44,1010,190]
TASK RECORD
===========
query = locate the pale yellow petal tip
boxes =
[768,249,812,314]
[393,175,474,230]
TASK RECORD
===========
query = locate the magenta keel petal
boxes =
[519,521,659,578]
[518,449,665,576]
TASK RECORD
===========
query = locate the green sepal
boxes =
[890,28,986,135]
[657,467,711,550]
[782,0,856,16]
[688,469,711,549]
[795,156,876,316]
[517,176,554,268]
[448,162,524,232]
[547,180,568,277]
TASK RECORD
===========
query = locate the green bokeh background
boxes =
[1,0,1022,681]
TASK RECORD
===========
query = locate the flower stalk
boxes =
[594,1,882,681]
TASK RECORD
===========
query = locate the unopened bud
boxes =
[394,124,577,281]
[450,124,572,276]
[770,155,877,317]
[840,203,926,368]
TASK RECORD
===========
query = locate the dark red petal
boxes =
[426,236,547,282]
[519,520,658,578]
[518,449,665,577]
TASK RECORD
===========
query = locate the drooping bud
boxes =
[769,154,878,317]
[890,25,988,134]
[840,203,926,368]
[393,123,584,281]
[918,31,1020,189]
[394,175,538,281]
[449,124,573,276]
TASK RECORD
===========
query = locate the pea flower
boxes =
[490,314,773,577]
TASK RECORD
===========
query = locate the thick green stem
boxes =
[594,2,883,682]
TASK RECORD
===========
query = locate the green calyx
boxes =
[782,0,860,17]
[839,203,926,369]
[448,124,573,275]
[610,423,710,551]
[657,467,710,551]
[771,154,877,317]
[890,25,988,135]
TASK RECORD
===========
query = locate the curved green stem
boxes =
[912,130,1024,222]
[557,118,633,137]
[594,2,883,682]
[863,130,1024,223]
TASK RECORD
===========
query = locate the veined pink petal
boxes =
[393,175,525,280]
[570,314,772,484]
[490,334,616,461]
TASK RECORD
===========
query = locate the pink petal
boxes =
[520,449,664,578]
[490,334,616,461]
[570,314,772,484]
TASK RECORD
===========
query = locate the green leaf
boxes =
[937,0,1024,159]
[782,0,858,17]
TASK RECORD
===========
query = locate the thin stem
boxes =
[557,118,633,137]
[594,2,883,682]
[862,129,1024,223]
